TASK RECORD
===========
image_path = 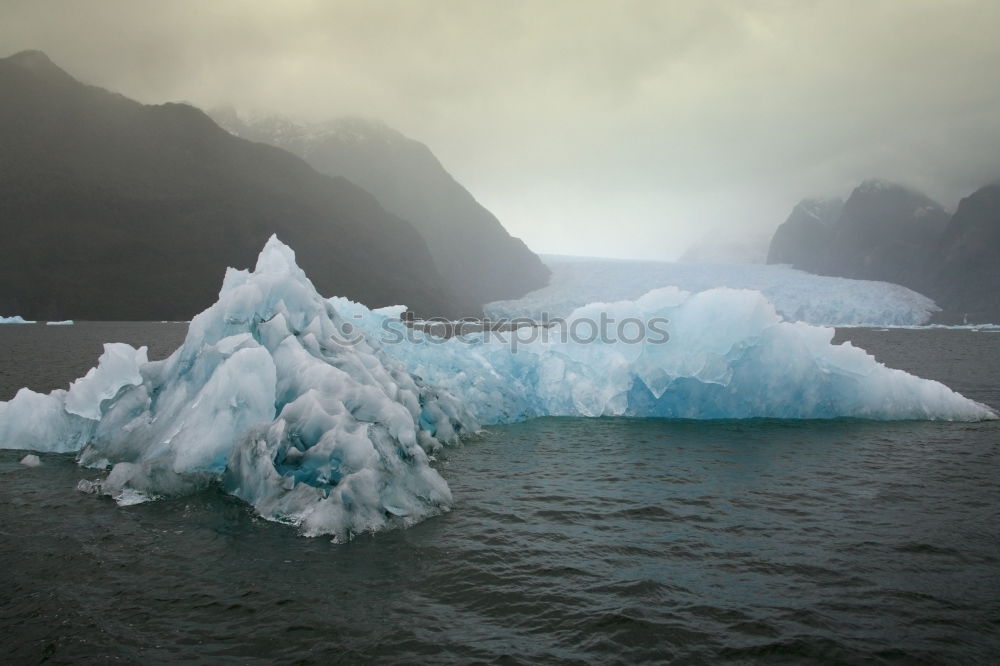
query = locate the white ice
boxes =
[0,343,147,453]
[0,315,35,324]
[46,320,75,326]
[2,238,469,539]
[0,237,993,539]
[486,257,940,327]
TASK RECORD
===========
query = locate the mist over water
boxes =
[1,324,998,662]
[3,1,1000,257]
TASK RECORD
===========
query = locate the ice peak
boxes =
[254,235,300,276]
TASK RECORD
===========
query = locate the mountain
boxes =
[826,180,950,289]
[765,197,844,272]
[767,179,1000,322]
[212,110,550,309]
[767,181,949,289]
[932,183,1000,322]
[0,50,467,320]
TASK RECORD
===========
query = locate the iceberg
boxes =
[0,237,993,539]
[0,343,149,453]
[46,320,75,326]
[1,238,470,539]
[486,257,940,327]
[343,288,995,423]
[0,315,35,324]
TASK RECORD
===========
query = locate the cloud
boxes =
[3,0,999,258]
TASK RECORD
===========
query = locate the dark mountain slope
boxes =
[932,183,1000,322]
[0,50,467,320]
[767,181,949,290]
[826,180,950,290]
[213,111,550,310]
[765,197,843,272]
[766,179,1000,322]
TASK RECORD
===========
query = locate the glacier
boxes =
[0,237,994,539]
[486,257,940,326]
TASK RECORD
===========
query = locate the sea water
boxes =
[1,323,998,663]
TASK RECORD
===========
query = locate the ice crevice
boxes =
[0,236,994,539]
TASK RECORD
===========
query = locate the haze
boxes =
[3,0,999,259]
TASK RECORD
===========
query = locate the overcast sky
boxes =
[3,0,999,259]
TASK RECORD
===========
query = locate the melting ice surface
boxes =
[0,238,994,539]
[487,257,941,327]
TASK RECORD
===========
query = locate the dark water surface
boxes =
[1,323,998,664]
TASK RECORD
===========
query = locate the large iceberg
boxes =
[342,289,994,423]
[486,257,940,327]
[0,238,993,539]
[1,238,472,538]
[0,315,35,324]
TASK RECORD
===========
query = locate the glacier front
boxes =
[486,256,941,327]
[0,237,993,539]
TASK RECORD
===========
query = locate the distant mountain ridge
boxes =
[212,109,550,310]
[767,179,1000,322]
[0,50,470,320]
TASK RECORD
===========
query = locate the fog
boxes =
[3,0,999,259]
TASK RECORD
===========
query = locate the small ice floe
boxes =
[20,454,41,467]
[77,478,159,505]
[46,320,75,326]
[113,487,161,506]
